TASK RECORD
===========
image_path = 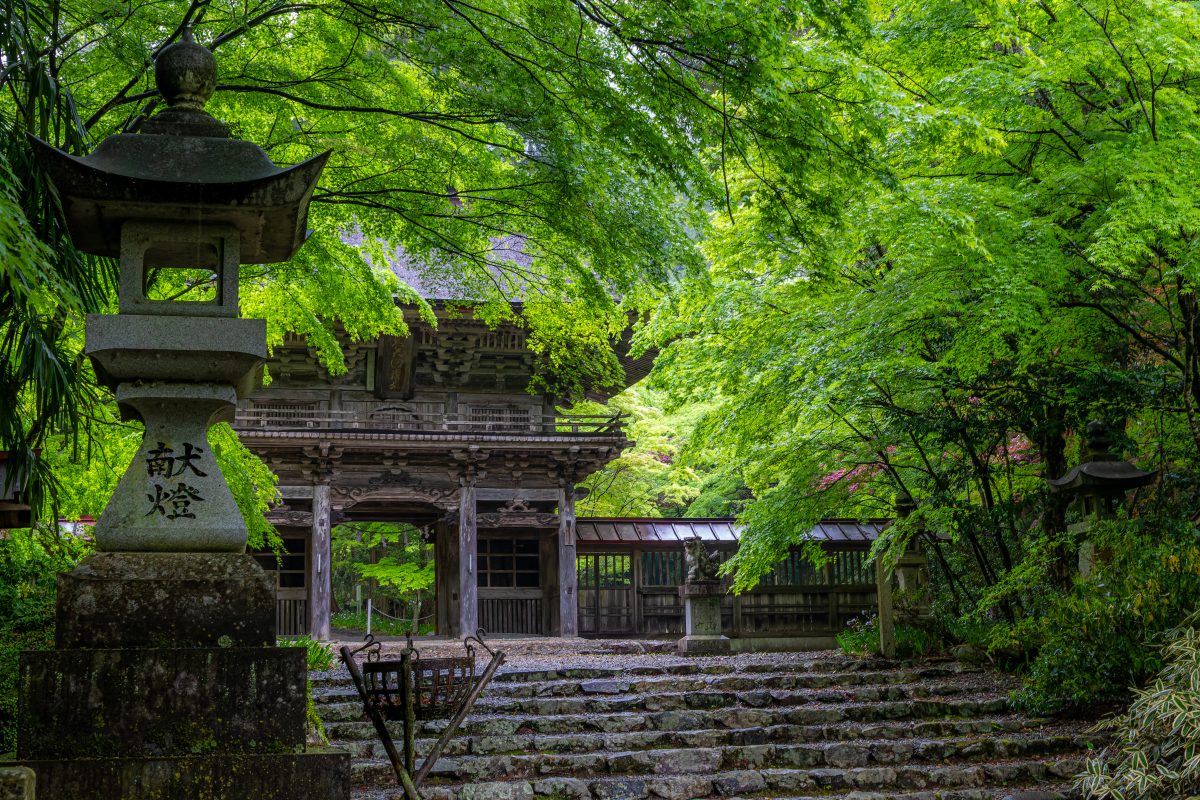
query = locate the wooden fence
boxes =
[577,545,876,638]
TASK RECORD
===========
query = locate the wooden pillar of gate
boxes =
[557,485,578,637]
[457,478,478,638]
[308,482,333,640]
[435,517,457,636]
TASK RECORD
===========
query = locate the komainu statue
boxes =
[683,537,720,584]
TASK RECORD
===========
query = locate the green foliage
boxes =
[593,0,1200,721]
[304,679,328,747]
[331,523,433,635]
[576,385,725,517]
[0,526,92,753]
[836,614,945,660]
[1011,518,1200,715]
[3,0,865,525]
[332,610,434,638]
[278,635,336,673]
[356,557,435,596]
[1079,620,1200,800]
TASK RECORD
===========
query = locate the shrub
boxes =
[836,613,945,659]
[331,609,434,637]
[1077,620,1200,799]
[1012,517,1200,715]
[0,527,90,753]
[278,635,336,672]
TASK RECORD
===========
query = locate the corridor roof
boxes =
[575,518,890,545]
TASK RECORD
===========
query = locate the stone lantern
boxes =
[5,30,348,798]
[1048,420,1156,577]
[876,491,932,659]
[30,31,327,553]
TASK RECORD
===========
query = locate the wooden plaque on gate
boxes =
[376,335,415,399]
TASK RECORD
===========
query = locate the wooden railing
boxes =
[234,408,625,436]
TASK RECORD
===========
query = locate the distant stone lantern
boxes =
[10,30,348,799]
[1048,420,1156,577]
[31,29,329,553]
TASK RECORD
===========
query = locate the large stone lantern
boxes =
[6,30,348,799]
[30,31,327,553]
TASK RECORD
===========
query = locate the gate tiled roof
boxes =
[575,517,889,545]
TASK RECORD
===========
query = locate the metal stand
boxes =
[340,632,506,799]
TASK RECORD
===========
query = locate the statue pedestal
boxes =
[677,581,731,655]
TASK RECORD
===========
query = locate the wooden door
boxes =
[251,533,308,636]
[477,535,544,634]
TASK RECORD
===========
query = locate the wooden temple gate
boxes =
[231,306,887,643]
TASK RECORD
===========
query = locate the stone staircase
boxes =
[312,648,1095,800]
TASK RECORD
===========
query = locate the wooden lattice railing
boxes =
[233,408,625,436]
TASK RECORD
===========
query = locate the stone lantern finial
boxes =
[143,27,227,137]
[1082,420,1116,462]
[155,27,216,112]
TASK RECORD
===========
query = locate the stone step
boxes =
[314,667,982,705]
[356,786,1073,800]
[348,734,1092,787]
[316,682,992,720]
[311,655,949,691]
[352,756,1087,799]
[315,651,1087,800]
[327,716,1038,756]
[329,715,1036,751]
[317,693,1011,725]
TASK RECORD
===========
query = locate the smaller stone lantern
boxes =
[876,491,932,659]
[1048,420,1156,577]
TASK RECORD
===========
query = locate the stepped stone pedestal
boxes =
[10,552,349,799]
[677,581,731,655]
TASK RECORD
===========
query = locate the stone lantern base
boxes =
[677,581,731,655]
[4,553,349,799]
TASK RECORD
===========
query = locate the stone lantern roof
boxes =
[1047,420,1156,495]
[30,29,329,265]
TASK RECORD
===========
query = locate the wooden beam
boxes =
[475,488,558,501]
[458,480,478,638]
[308,483,332,640]
[557,485,578,637]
